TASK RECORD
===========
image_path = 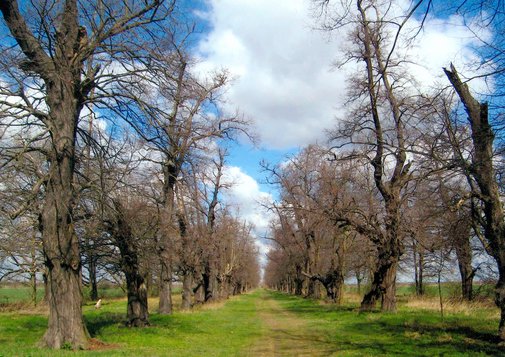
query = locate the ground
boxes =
[247,290,330,356]
[0,287,503,356]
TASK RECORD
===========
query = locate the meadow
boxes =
[0,284,503,356]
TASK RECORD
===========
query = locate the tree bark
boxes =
[158,258,173,314]
[88,254,99,302]
[125,274,149,327]
[158,165,176,314]
[38,77,89,350]
[361,245,399,311]
[111,201,149,327]
[454,224,474,301]
[181,270,193,310]
[203,264,215,302]
[418,252,425,296]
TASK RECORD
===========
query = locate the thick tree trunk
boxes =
[111,201,149,327]
[497,273,505,340]
[41,255,88,349]
[158,259,173,314]
[194,283,205,303]
[456,240,474,301]
[294,278,304,296]
[453,220,474,301]
[381,262,397,311]
[181,270,193,310]
[294,265,304,296]
[40,132,88,349]
[233,281,243,295]
[322,270,344,304]
[307,279,320,299]
[158,162,178,314]
[125,274,149,327]
[361,248,399,312]
[202,265,215,302]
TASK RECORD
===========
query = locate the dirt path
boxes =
[244,291,331,356]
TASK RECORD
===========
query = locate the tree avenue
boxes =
[265,0,505,341]
[1,0,505,351]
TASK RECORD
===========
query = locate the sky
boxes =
[190,0,491,261]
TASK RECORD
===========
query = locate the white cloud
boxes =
[221,165,275,265]
[222,165,273,234]
[197,0,347,149]
[197,0,490,149]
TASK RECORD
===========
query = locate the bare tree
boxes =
[312,0,432,311]
[444,64,505,339]
[0,0,175,348]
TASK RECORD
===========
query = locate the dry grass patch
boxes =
[404,296,499,317]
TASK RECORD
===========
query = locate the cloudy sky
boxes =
[193,0,489,259]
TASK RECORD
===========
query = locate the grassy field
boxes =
[0,288,503,356]
[0,285,129,307]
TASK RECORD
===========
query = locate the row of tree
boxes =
[0,0,259,349]
[265,0,505,340]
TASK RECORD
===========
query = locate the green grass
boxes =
[0,292,263,356]
[0,286,44,305]
[0,288,503,356]
[270,290,503,356]
[0,285,127,305]
[0,285,183,304]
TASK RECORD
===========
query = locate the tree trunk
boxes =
[413,242,420,295]
[381,262,397,311]
[356,270,363,295]
[202,265,215,302]
[111,201,149,327]
[294,265,304,296]
[497,273,505,340]
[322,269,345,304]
[307,279,320,299]
[181,270,193,310]
[158,259,173,314]
[194,283,205,303]
[418,252,425,296]
[294,278,304,296]
[361,247,399,312]
[31,271,37,306]
[125,274,149,327]
[456,240,474,301]
[158,161,178,314]
[454,220,474,301]
[40,133,88,349]
[88,254,99,302]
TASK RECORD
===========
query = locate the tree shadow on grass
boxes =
[85,312,124,336]
[408,324,503,355]
[324,319,505,356]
